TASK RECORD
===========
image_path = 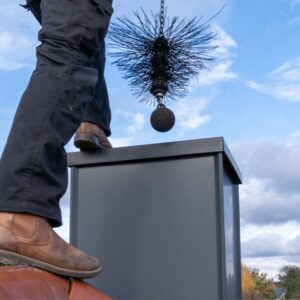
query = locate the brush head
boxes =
[107,4,218,132]
[107,10,217,105]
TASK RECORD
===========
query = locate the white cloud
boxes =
[242,256,295,280]
[241,222,300,278]
[0,1,39,71]
[242,233,286,258]
[211,24,237,59]
[195,61,238,87]
[242,222,300,242]
[233,132,300,196]
[126,112,145,133]
[238,178,300,225]
[180,114,211,129]
[240,220,300,279]
[246,57,300,102]
[231,132,300,277]
[232,131,300,225]
[170,97,212,130]
[191,25,238,88]
[272,59,300,81]
[286,130,300,148]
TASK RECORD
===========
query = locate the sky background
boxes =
[0,0,300,279]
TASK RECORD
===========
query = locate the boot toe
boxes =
[85,255,101,271]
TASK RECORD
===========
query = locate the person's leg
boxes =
[0,0,113,226]
[22,0,112,151]
[74,43,112,150]
[0,0,113,277]
[83,43,111,137]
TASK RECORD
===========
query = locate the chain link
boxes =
[159,0,165,36]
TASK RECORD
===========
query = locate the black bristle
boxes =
[107,9,217,105]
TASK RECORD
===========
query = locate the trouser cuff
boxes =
[0,204,62,228]
[82,118,111,137]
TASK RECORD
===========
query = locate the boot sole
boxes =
[74,133,100,151]
[0,249,102,279]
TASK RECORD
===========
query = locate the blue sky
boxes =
[1,0,300,278]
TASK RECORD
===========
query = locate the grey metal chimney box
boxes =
[68,137,242,299]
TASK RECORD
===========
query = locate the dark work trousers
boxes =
[0,0,113,227]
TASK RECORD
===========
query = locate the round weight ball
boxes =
[150,106,175,132]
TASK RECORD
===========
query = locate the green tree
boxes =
[279,265,300,299]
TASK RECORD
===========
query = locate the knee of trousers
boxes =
[38,0,113,55]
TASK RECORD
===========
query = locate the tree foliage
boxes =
[251,268,276,300]
[279,265,300,299]
[242,265,258,299]
[242,264,275,300]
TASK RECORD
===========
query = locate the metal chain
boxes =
[159,0,165,36]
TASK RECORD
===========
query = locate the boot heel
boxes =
[74,133,100,151]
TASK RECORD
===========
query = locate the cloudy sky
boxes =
[0,0,300,279]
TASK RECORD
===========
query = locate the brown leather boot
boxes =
[0,213,101,278]
[74,122,112,151]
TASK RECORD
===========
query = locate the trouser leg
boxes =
[83,43,112,137]
[22,0,112,137]
[0,0,113,227]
